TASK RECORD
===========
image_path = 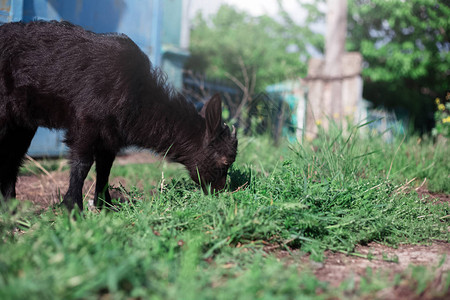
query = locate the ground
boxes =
[16,152,155,209]
[272,242,449,299]
[14,153,450,297]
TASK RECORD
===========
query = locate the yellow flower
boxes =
[315,119,322,126]
[438,103,445,111]
[435,97,441,105]
[442,116,450,123]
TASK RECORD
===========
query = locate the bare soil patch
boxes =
[273,242,450,299]
[417,186,450,205]
[274,242,449,284]
[16,152,159,209]
[114,150,160,165]
[16,171,128,209]
[315,242,448,285]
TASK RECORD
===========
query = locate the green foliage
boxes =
[347,0,450,131]
[1,128,449,298]
[187,0,449,132]
[186,4,317,92]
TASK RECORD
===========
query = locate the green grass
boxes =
[1,127,449,299]
[354,130,450,193]
[19,156,69,176]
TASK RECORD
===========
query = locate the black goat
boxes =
[0,21,238,211]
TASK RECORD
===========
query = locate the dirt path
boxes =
[16,152,158,209]
[272,241,449,299]
[274,242,450,286]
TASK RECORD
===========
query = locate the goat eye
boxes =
[219,155,229,166]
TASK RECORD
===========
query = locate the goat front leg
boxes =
[63,157,93,211]
[94,151,116,208]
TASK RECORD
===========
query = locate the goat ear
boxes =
[202,94,223,139]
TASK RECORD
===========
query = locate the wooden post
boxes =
[303,0,362,141]
[324,0,347,126]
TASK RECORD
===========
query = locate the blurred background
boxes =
[1,0,448,155]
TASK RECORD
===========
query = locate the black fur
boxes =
[0,21,237,211]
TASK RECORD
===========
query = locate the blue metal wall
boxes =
[0,0,24,23]
[21,0,162,65]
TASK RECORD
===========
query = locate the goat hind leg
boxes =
[0,126,36,201]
